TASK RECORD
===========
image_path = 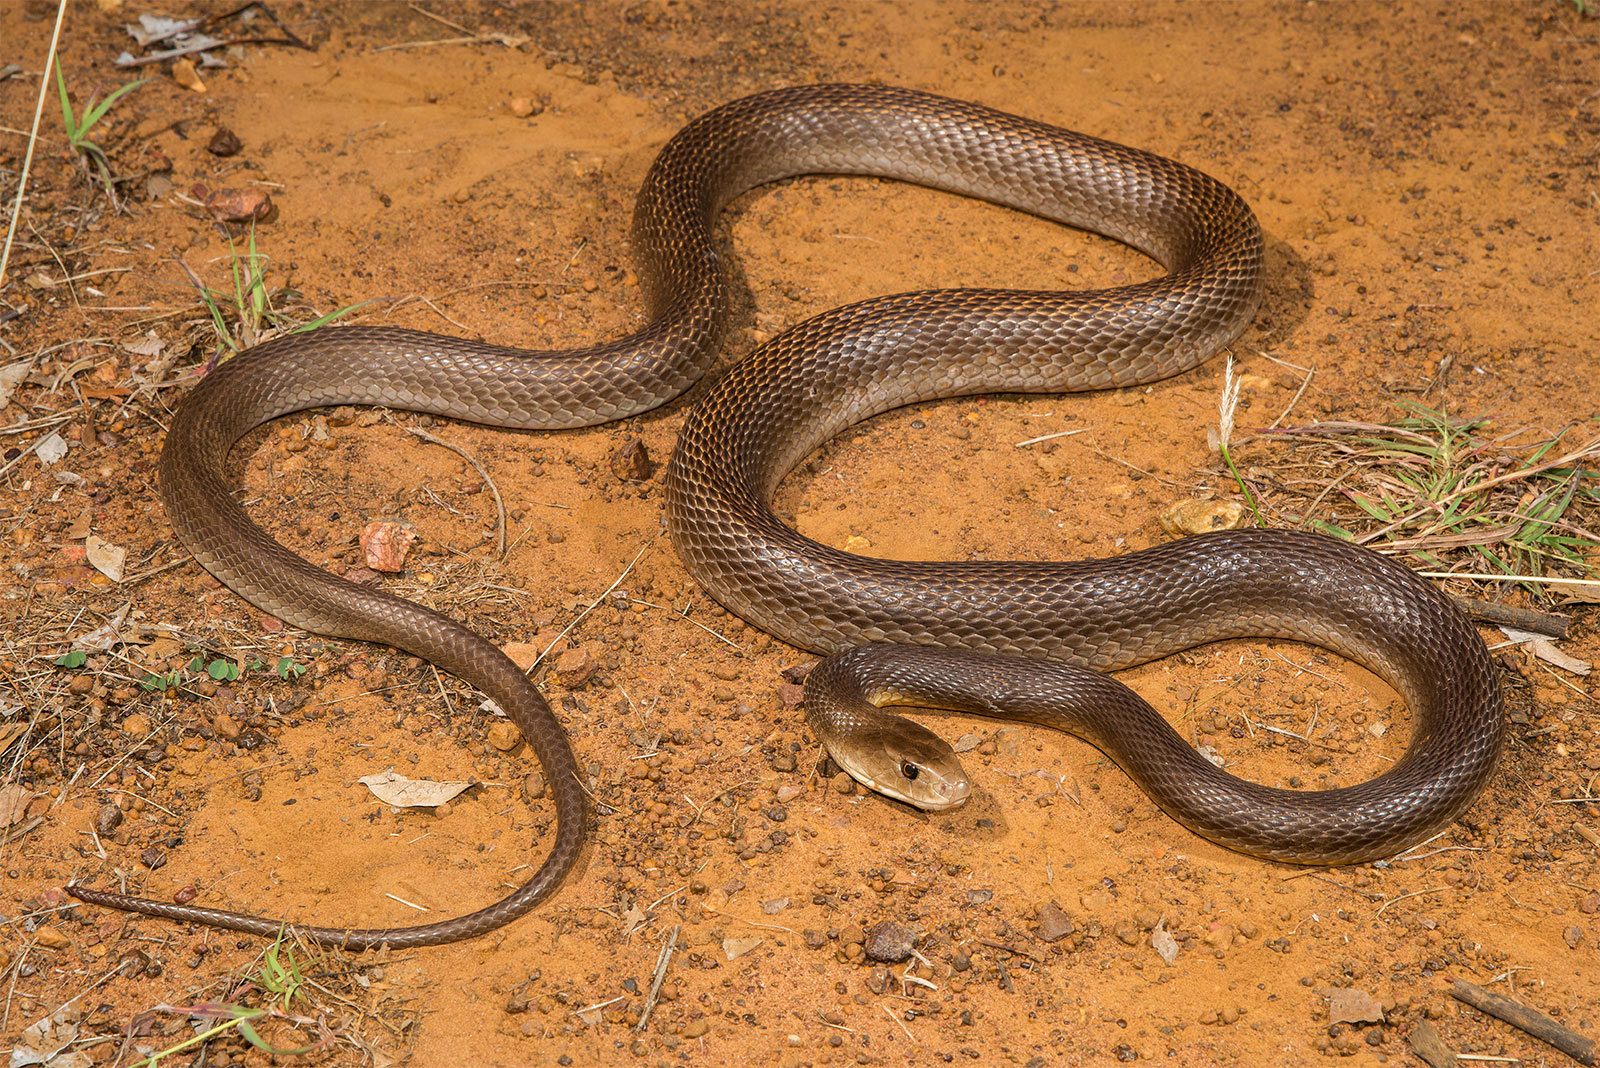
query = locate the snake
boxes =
[67,84,1503,947]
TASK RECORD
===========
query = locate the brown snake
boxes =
[69,85,1503,946]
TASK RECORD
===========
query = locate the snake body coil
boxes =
[68,85,1503,946]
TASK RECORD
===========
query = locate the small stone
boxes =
[804,930,826,949]
[762,898,789,915]
[521,773,547,802]
[1159,499,1249,536]
[207,127,243,156]
[202,186,272,223]
[682,1019,710,1038]
[554,647,598,688]
[487,722,522,752]
[1562,925,1583,949]
[864,967,890,995]
[844,534,872,553]
[509,96,542,118]
[1328,988,1385,1025]
[832,772,855,795]
[608,436,656,482]
[1036,902,1076,942]
[33,926,71,950]
[863,921,916,962]
[171,57,206,92]
[120,712,151,736]
[139,847,167,870]
[722,935,762,960]
[360,520,417,573]
[211,712,241,740]
[94,804,123,834]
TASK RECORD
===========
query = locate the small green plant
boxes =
[53,650,87,669]
[54,53,147,202]
[138,668,183,692]
[182,225,368,357]
[188,653,240,682]
[274,655,309,680]
[1268,402,1600,601]
[130,931,322,1067]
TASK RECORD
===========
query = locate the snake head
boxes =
[833,716,972,811]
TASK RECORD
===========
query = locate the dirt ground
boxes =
[2,2,1598,1066]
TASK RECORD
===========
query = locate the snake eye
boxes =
[901,762,920,781]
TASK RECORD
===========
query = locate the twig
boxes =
[1014,428,1089,448]
[401,424,507,558]
[1447,596,1568,638]
[882,1003,916,1042]
[1375,886,1447,917]
[532,539,654,669]
[634,924,679,1033]
[626,597,742,649]
[0,0,69,290]
[1450,978,1595,1065]
[371,32,531,53]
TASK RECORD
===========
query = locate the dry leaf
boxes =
[1500,627,1591,676]
[622,902,649,937]
[0,360,30,409]
[1150,918,1179,964]
[36,432,68,465]
[1328,987,1385,1025]
[73,602,132,652]
[85,535,126,582]
[722,935,763,961]
[359,769,473,808]
[0,782,36,828]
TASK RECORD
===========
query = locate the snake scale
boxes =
[68,84,1503,947]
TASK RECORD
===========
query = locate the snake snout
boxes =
[938,776,972,806]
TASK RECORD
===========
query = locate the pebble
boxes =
[608,436,655,482]
[120,712,151,736]
[202,187,272,223]
[487,722,522,752]
[863,920,916,962]
[554,647,598,688]
[32,926,70,950]
[521,772,547,802]
[1036,902,1076,942]
[1159,498,1248,536]
[94,804,123,834]
[831,772,856,795]
[210,712,241,740]
[682,1019,709,1038]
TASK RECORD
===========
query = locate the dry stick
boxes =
[1450,978,1596,1066]
[1448,596,1569,639]
[635,924,679,1033]
[402,424,507,558]
[0,0,69,290]
[532,539,654,670]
